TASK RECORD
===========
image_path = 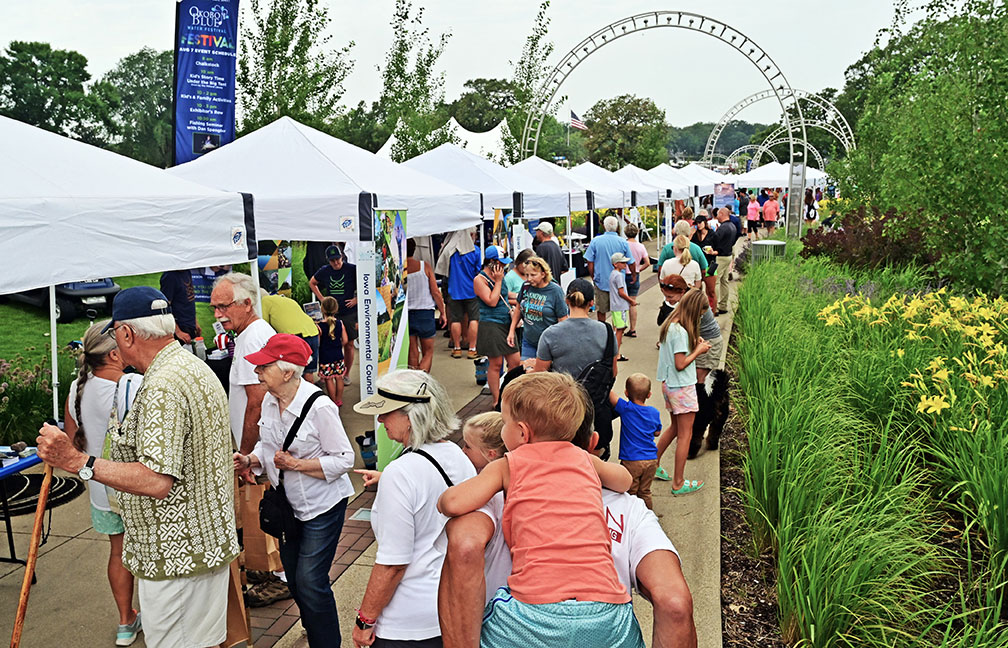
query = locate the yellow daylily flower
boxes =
[917,394,951,415]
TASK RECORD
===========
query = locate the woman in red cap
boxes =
[233,334,355,647]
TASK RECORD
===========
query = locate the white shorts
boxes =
[137,563,229,648]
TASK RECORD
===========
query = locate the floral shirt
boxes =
[109,342,238,580]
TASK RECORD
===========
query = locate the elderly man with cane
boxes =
[36,286,239,648]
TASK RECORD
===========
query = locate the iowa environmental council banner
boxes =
[173,0,239,165]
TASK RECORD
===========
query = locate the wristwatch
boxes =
[78,455,96,481]
[355,609,376,630]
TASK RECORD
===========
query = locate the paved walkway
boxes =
[0,237,742,648]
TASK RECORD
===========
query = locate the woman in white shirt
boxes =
[64,320,143,646]
[351,370,476,647]
[233,334,355,648]
[659,235,703,290]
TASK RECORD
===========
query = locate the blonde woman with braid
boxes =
[63,319,144,646]
[659,235,703,290]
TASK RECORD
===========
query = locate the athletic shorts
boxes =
[695,335,723,371]
[611,310,629,330]
[594,288,611,315]
[448,297,480,323]
[481,587,645,648]
[338,311,358,342]
[662,382,699,415]
[91,505,125,535]
[408,309,437,339]
[137,563,229,648]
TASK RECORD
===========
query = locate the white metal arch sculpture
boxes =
[702,88,854,164]
[520,11,808,235]
[726,144,778,169]
[753,120,846,168]
[753,138,825,170]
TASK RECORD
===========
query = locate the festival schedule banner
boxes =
[173,0,239,165]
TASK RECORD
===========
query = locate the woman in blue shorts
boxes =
[406,239,448,373]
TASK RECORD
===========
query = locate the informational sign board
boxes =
[356,210,409,469]
[173,0,240,165]
[714,183,736,213]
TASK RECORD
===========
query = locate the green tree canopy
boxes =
[99,48,172,166]
[0,40,115,142]
[583,94,668,170]
[237,0,354,134]
[452,78,517,132]
[835,0,1008,294]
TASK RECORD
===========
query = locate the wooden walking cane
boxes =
[9,463,53,648]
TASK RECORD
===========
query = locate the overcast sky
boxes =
[0,1,897,127]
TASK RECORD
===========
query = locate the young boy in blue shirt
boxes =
[609,373,663,510]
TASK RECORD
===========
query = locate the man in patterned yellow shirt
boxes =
[38,286,238,648]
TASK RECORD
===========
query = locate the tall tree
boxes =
[502,0,556,163]
[584,94,668,170]
[836,0,1008,295]
[237,0,354,134]
[452,78,517,132]
[0,41,114,142]
[99,48,173,166]
[375,0,456,162]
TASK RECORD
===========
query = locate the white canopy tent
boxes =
[0,115,255,417]
[615,164,690,200]
[509,157,590,212]
[571,162,660,207]
[451,117,510,163]
[664,162,725,196]
[649,163,701,197]
[403,143,569,219]
[729,162,828,189]
[169,116,481,240]
[514,157,627,210]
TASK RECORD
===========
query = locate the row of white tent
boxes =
[5,113,832,299]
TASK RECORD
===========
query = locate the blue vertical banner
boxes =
[173,0,240,166]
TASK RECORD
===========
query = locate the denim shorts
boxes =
[626,275,641,297]
[408,309,437,339]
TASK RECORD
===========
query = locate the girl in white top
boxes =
[64,320,143,645]
[659,235,703,290]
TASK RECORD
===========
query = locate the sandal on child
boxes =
[671,479,704,495]
[654,466,671,481]
[625,330,637,338]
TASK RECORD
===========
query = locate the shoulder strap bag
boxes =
[259,390,325,543]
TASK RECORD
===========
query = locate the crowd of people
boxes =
[30,198,768,646]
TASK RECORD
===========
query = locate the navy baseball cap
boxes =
[325,245,343,260]
[102,286,171,332]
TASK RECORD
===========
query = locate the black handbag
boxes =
[259,391,325,544]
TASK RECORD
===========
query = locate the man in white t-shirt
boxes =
[211,273,276,453]
[438,429,697,648]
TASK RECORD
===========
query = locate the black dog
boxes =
[688,368,730,459]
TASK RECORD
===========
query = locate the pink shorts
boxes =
[662,382,698,415]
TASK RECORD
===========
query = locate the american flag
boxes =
[570,111,587,131]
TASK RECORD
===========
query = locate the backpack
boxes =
[576,323,617,454]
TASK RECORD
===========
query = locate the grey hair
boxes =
[378,369,458,448]
[674,220,693,238]
[120,314,176,339]
[275,360,305,380]
[214,272,257,305]
[603,216,619,232]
